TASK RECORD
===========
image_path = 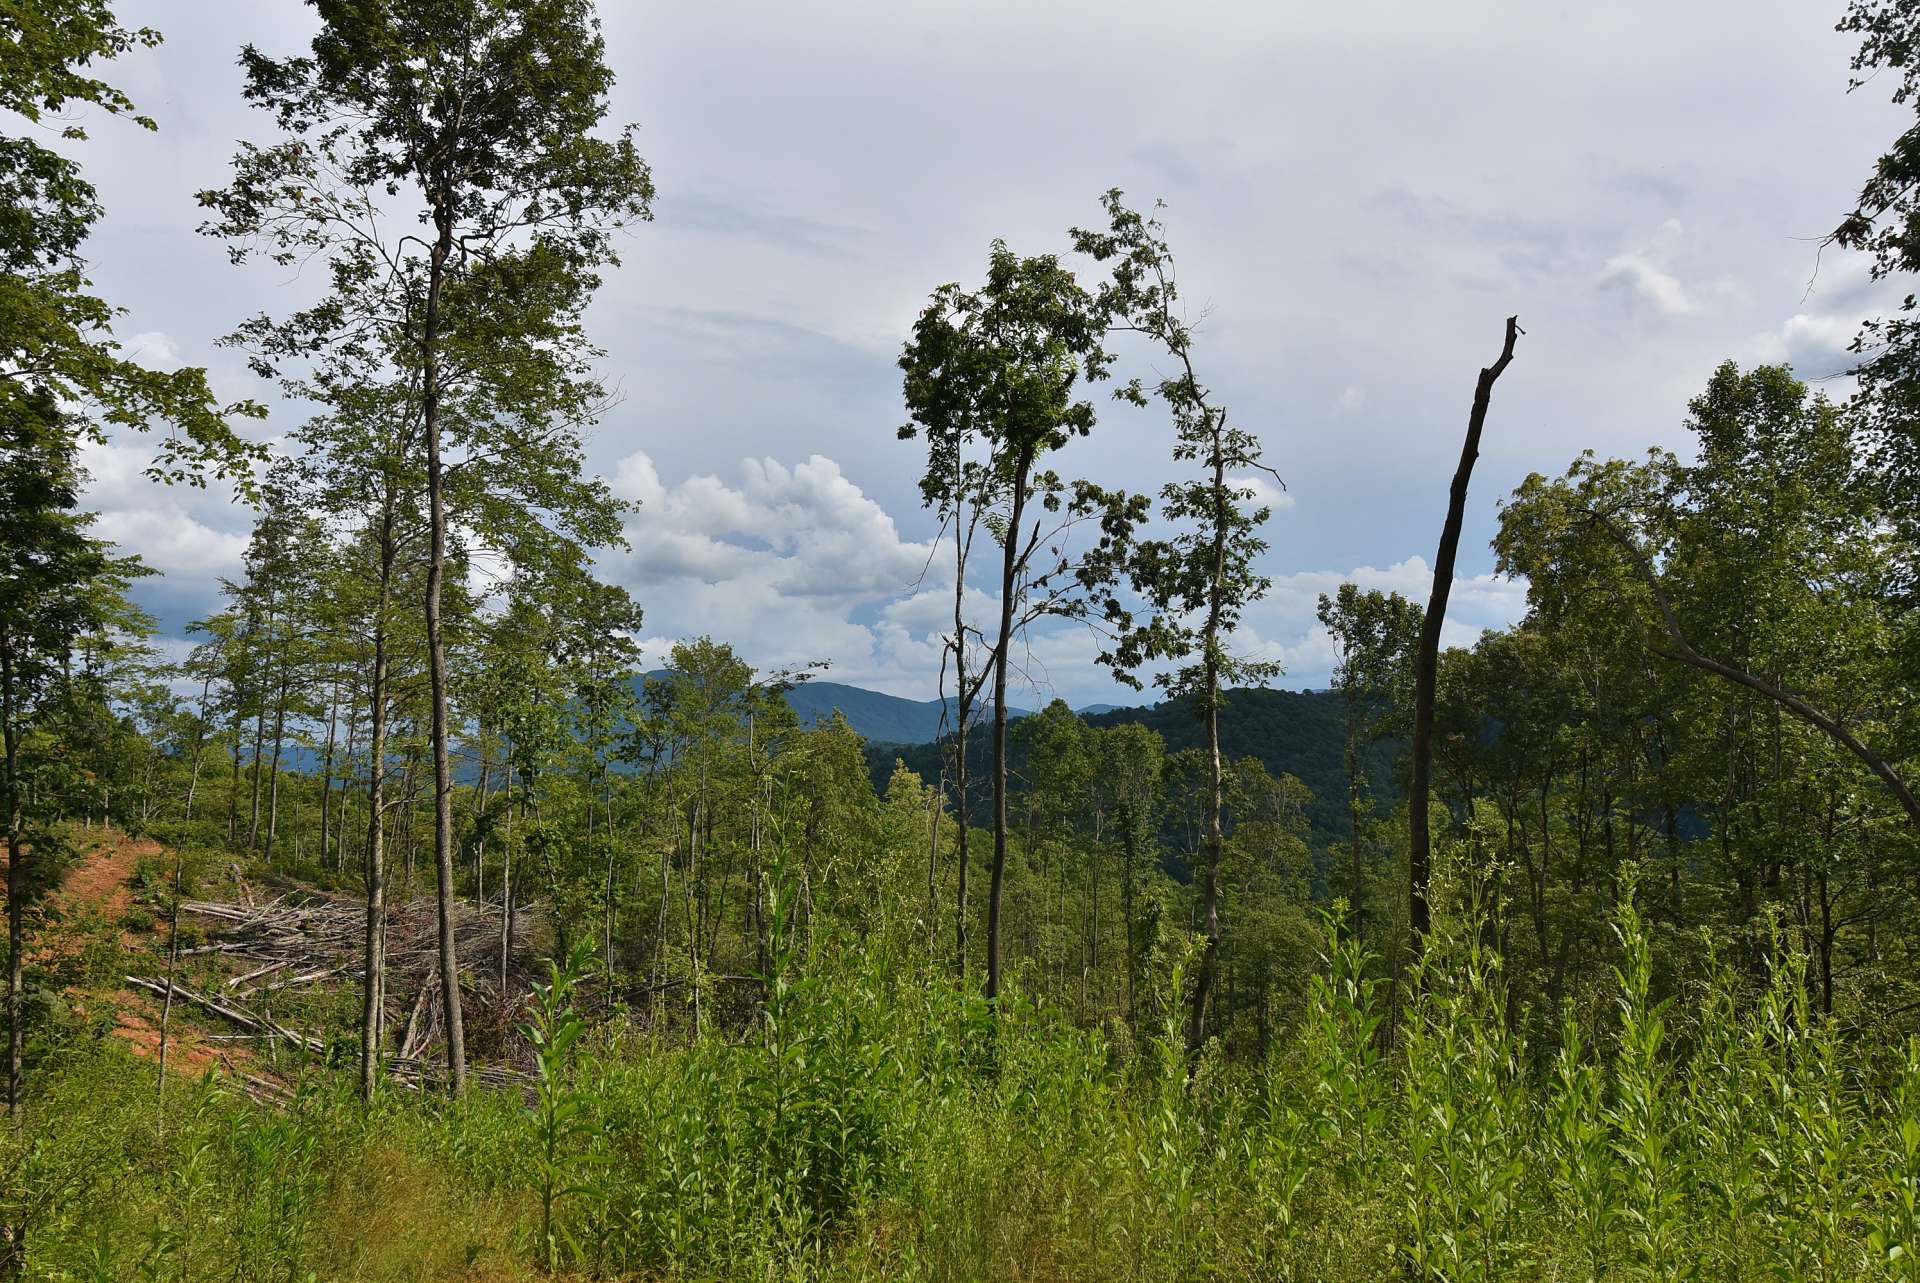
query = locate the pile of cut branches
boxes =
[128,888,538,1078]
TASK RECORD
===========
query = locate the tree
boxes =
[1409,316,1519,941]
[896,344,998,980]
[2,2,259,1112]
[1091,722,1163,1024]
[1836,0,1920,597]
[320,379,425,1098]
[222,467,328,861]
[202,0,653,1093]
[0,0,262,486]
[0,393,148,1111]
[1316,584,1422,941]
[1072,192,1281,1053]
[1498,363,1917,831]
[899,241,1140,1006]
[542,555,642,976]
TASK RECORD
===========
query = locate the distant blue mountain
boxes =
[781,680,1035,746]
[630,670,1014,746]
[275,676,1134,776]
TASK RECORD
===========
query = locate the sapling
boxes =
[522,938,601,1274]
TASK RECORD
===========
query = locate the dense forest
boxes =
[8,0,1920,1278]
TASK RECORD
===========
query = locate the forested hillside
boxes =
[8,1,1920,1279]
[870,686,1400,854]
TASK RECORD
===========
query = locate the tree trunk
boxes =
[337,701,359,871]
[226,720,242,845]
[1187,417,1233,1055]
[1410,315,1520,939]
[501,776,515,995]
[985,455,1031,1005]
[360,500,397,1102]
[265,680,288,862]
[422,203,467,1093]
[359,645,390,1099]
[156,849,183,1103]
[1345,714,1365,939]
[1,640,22,1116]
[185,674,213,822]
[950,462,976,982]
[319,680,339,870]
[247,689,267,851]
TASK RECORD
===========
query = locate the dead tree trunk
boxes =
[1410,315,1520,940]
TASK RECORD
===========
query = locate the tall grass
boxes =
[13,877,1918,1280]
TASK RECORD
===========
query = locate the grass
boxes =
[9,874,1918,1280]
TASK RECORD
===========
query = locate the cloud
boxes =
[605,449,1529,703]
[1734,253,1900,381]
[92,508,248,582]
[1773,311,1860,378]
[78,437,252,590]
[121,331,185,371]
[1238,557,1530,689]
[1231,470,1295,512]
[1599,221,1700,316]
[1601,249,1698,316]
[664,190,871,259]
[1130,141,1203,187]
[606,450,948,693]
[52,0,1906,711]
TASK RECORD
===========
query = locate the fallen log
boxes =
[124,976,326,1056]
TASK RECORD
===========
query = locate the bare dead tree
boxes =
[1410,316,1520,939]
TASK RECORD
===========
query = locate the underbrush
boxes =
[12,878,1919,1281]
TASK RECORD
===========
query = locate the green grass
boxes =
[9,886,1917,1281]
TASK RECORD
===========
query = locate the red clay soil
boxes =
[53,831,151,924]
[51,830,257,1079]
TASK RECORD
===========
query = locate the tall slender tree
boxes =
[1409,317,1519,939]
[1072,192,1281,1053]
[899,242,1138,1006]
[202,0,652,1093]
[0,394,148,1112]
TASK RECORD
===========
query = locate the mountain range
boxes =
[783,679,1092,746]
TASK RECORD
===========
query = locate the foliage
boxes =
[0,0,263,487]
[521,938,599,1272]
[10,888,1920,1280]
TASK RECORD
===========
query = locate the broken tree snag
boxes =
[1409,314,1521,941]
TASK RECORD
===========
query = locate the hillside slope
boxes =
[865,687,1402,846]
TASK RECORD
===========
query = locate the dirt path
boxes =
[54,830,244,1077]
[52,830,151,926]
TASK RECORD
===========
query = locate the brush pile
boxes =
[125,885,537,1087]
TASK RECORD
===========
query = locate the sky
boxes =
[55,0,1909,706]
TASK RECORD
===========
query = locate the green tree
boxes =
[1091,722,1164,1024]
[1072,191,1281,1052]
[899,241,1139,1006]
[0,394,148,1110]
[1499,364,1913,829]
[0,1,261,486]
[1317,584,1422,941]
[1836,0,1920,591]
[201,0,653,1093]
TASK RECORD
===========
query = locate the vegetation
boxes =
[5,0,1920,1278]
